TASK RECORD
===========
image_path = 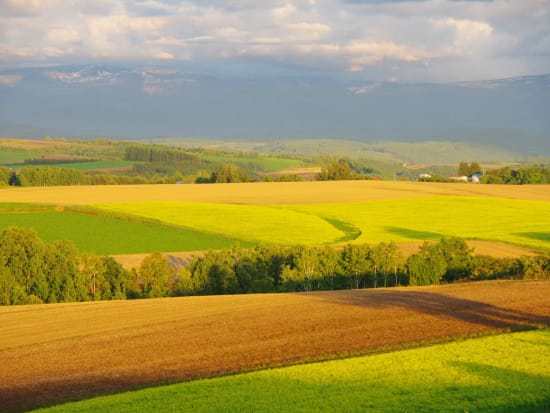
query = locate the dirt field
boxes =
[1,281,549,412]
[2,181,550,206]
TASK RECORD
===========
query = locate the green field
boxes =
[2,195,549,255]
[0,204,240,254]
[98,202,343,245]
[4,160,136,172]
[0,149,40,164]
[198,153,307,172]
[291,196,550,249]
[32,329,550,412]
[98,196,550,250]
[38,160,136,171]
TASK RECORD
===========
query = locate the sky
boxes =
[1,0,549,83]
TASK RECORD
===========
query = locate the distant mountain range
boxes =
[1,64,549,156]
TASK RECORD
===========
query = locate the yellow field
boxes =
[2,181,550,205]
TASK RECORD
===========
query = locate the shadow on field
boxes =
[314,289,550,330]
[515,231,550,242]
[449,361,550,412]
[385,226,443,240]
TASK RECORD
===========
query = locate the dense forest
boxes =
[1,227,548,305]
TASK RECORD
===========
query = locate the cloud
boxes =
[0,74,23,86]
[0,0,548,82]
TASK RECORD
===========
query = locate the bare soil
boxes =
[1,281,549,412]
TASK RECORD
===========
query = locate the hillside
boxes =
[151,137,523,165]
[1,66,548,156]
[1,281,549,412]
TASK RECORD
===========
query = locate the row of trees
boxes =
[316,158,379,181]
[179,238,549,295]
[2,227,549,305]
[124,145,197,163]
[457,161,482,177]
[481,166,550,184]
[0,227,132,305]
[1,166,151,187]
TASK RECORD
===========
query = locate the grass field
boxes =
[198,153,307,172]
[0,149,41,164]
[97,196,550,249]
[291,196,550,249]
[2,181,549,254]
[0,204,240,254]
[2,281,549,412]
[28,160,136,172]
[98,202,344,245]
[32,328,550,412]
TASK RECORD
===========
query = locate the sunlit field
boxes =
[2,181,549,253]
[2,181,549,206]
[32,328,550,413]
[0,204,240,254]
[98,196,550,249]
[2,282,549,412]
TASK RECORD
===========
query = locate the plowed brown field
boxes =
[1,281,549,412]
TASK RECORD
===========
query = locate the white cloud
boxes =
[0,74,23,85]
[0,0,548,81]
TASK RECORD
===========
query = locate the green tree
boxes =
[80,253,108,300]
[458,162,470,176]
[292,246,319,291]
[384,241,405,287]
[210,164,249,183]
[174,266,195,296]
[341,244,368,289]
[368,243,388,288]
[139,252,175,297]
[318,245,341,290]
[0,256,21,304]
[438,237,473,282]
[406,242,447,286]
[318,159,357,181]
[204,250,238,294]
[0,227,45,298]
[8,171,21,186]
[469,162,482,175]
[102,256,131,300]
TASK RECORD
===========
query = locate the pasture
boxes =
[198,153,307,172]
[29,160,135,172]
[1,281,549,412]
[0,204,239,254]
[32,329,550,413]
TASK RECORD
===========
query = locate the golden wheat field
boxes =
[2,180,550,205]
[1,281,549,412]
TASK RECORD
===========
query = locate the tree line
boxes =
[124,145,198,163]
[1,166,150,187]
[2,227,548,305]
[481,166,550,184]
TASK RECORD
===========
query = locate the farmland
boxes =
[0,204,240,254]
[32,328,550,413]
[1,181,549,256]
[1,281,549,412]
[0,181,550,254]
[99,196,550,249]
